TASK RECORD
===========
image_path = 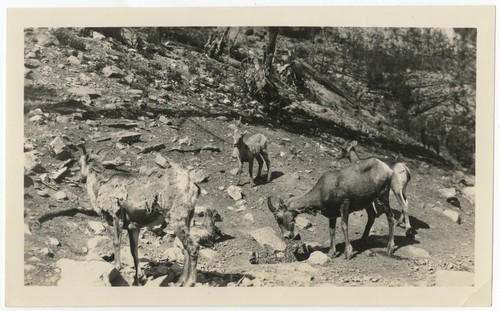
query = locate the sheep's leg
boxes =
[327,217,339,258]
[256,154,264,179]
[361,203,376,243]
[235,158,243,186]
[112,215,122,270]
[174,223,199,287]
[127,226,141,286]
[248,159,255,187]
[261,151,271,182]
[394,189,413,238]
[339,199,353,259]
[380,195,396,256]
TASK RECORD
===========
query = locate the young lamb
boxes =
[232,128,271,187]
[420,127,440,156]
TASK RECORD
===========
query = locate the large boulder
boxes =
[56,259,128,286]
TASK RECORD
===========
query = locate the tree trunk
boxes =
[264,27,279,77]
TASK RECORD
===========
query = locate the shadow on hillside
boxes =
[26,97,451,168]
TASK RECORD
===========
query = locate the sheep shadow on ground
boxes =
[253,171,284,185]
[139,261,249,287]
[391,211,431,231]
[332,234,421,260]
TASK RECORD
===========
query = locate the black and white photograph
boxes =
[4,5,495,307]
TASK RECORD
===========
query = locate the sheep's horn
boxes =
[95,147,106,155]
[77,143,88,155]
[267,196,277,213]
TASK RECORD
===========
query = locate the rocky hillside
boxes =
[24,27,476,287]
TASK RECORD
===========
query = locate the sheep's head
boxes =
[232,129,247,147]
[337,140,358,160]
[78,145,104,182]
[267,196,300,240]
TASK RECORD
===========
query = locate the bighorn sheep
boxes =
[337,140,413,236]
[232,128,271,187]
[420,127,440,155]
[79,146,200,286]
[268,158,397,259]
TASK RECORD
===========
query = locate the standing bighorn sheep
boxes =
[232,128,271,187]
[420,127,440,156]
[337,140,413,237]
[268,157,397,259]
[79,146,200,286]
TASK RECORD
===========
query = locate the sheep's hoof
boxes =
[328,250,339,258]
[387,246,396,256]
[405,228,416,239]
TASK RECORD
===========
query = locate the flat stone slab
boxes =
[397,246,430,259]
[56,258,128,286]
[250,227,287,251]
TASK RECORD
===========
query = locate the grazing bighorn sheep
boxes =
[232,128,271,187]
[79,146,200,286]
[268,157,397,259]
[420,127,440,156]
[337,140,413,236]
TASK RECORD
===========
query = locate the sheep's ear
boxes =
[242,130,248,135]
[278,198,288,211]
[350,140,358,147]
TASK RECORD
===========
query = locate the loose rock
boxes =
[86,236,114,260]
[102,66,126,78]
[163,247,185,263]
[461,186,475,204]
[155,154,170,168]
[250,227,287,251]
[190,169,208,183]
[117,132,141,144]
[307,251,330,265]
[397,246,430,259]
[240,277,253,287]
[49,237,61,247]
[244,213,255,223]
[442,209,462,224]
[54,191,68,201]
[137,143,166,154]
[67,86,101,99]
[51,167,69,183]
[438,188,457,199]
[199,249,218,261]
[227,185,243,201]
[49,136,71,160]
[295,216,312,229]
[24,223,32,235]
[88,221,106,235]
